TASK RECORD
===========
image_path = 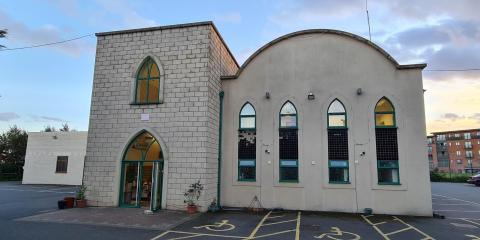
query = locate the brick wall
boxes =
[84,22,237,210]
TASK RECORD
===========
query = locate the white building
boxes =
[23,131,87,186]
[84,22,432,216]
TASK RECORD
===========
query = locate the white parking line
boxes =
[432,194,480,206]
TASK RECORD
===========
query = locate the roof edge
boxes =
[431,128,480,135]
[221,29,427,80]
[95,21,239,68]
[96,21,213,36]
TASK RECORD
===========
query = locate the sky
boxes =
[0,0,479,134]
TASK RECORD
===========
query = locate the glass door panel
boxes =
[122,162,139,206]
[151,162,163,211]
[140,162,153,208]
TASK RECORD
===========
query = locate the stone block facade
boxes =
[84,22,238,210]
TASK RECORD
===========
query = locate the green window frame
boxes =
[375,97,400,185]
[327,99,349,183]
[374,97,396,128]
[327,99,347,128]
[239,102,256,130]
[134,57,161,104]
[238,102,256,181]
[279,101,299,182]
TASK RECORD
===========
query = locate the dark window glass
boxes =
[328,128,349,183]
[238,130,256,181]
[376,128,399,183]
[56,156,68,173]
[279,128,298,181]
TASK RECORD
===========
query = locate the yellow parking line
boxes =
[384,226,413,236]
[245,211,272,239]
[254,229,296,239]
[167,230,246,239]
[392,217,434,240]
[295,212,301,240]
[262,218,297,226]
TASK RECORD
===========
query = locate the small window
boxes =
[375,98,395,127]
[327,99,349,183]
[465,132,471,140]
[375,97,399,184]
[239,103,256,130]
[238,103,256,181]
[279,101,298,182]
[456,159,462,164]
[135,57,160,104]
[280,101,297,128]
[56,156,68,173]
[328,99,346,128]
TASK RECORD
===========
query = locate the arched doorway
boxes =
[119,131,164,210]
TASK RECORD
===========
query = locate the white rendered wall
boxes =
[221,32,433,216]
[22,131,87,186]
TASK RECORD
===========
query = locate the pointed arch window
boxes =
[374,97,400,184]
[135,57,161,104]
[279,101,298,182]
[238,103,256,181]
[327,99,349,183]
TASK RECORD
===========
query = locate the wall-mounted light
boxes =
[307,92,315,100]
[265,92,270,99]
[52,135,58,140]
[357,88,363,95]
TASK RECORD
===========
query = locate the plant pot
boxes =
[76,199,87,208]
[64,197,75,208]
[186,205,198,214]
[58,200,66,209]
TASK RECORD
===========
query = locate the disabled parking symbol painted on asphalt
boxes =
[193,219,235,232]
[314,226,361,240]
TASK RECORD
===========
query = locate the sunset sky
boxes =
[1,0,479,134]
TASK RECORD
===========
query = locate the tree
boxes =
[0,29,7,48]
[60,123,70,132]
[0,126,28,178]
[43,125,56,132]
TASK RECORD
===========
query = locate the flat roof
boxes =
[95,21,239,68]
[431,128,480,135]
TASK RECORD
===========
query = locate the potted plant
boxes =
[184,180,203,214]
[76,184,87,208]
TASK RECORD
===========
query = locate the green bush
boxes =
[430,172,470,183]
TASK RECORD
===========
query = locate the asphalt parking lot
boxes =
[1,181,480,239]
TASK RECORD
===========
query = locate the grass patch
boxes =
[430,172,471,183]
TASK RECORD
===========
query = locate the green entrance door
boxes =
[120,131,164,211]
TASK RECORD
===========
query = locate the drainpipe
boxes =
[217,91,224,209]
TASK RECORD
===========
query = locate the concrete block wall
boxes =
[84,22,237,210]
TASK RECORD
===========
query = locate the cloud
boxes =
[29,115,67,123]
[468,113,480,123]
[215,13,242,24]
[0,9,93,56]
[95,0,157,29]
[0,112,20,122]
[441,113,465,122]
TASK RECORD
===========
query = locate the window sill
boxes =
[378,182,401,185]
[329,181,350,184]
[130,102,163,105]
[238,179,256,182]
[55,172,67,174]
[279,180,299,183]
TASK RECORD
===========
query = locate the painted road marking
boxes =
[432,194,480,207]
[361,215,434,240]
[193,219,235,231]
[245,210,272,239]
[150,230,246,240]
[466,234,480,240]
[314,227,361,240]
